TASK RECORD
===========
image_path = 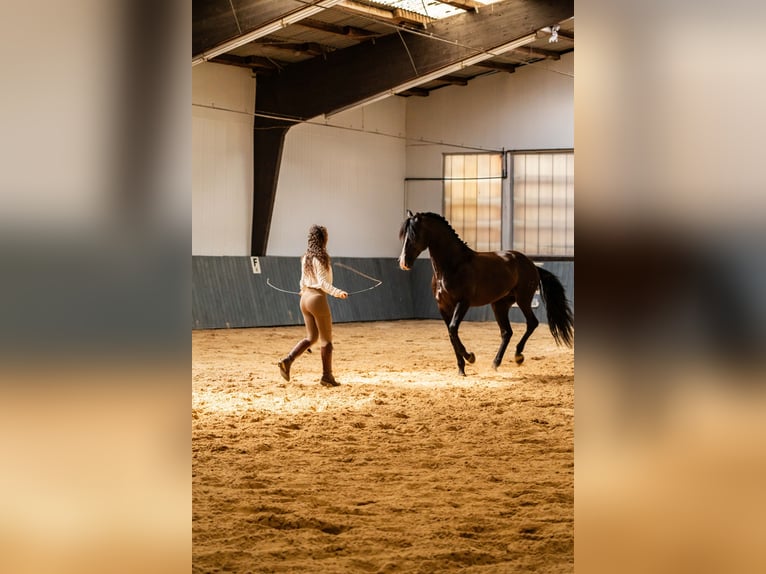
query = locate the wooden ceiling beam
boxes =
[253,41,328,57]
[297,17,379,38]
[399,87,430,97]
[336,0,431,28]
[440,75,469,86]
[209,53,283,72]
[392,8,431,28]
[512,46,561,60]
[438,0,482,13]
[193,0,342,59]
[474,60,517,73]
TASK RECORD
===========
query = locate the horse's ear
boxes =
[407,209,414,218]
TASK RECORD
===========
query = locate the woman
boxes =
[278,225,348,387]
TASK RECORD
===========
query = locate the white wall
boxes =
[192,63,255,255]
[268,97,407,257]
[404,53,573,186]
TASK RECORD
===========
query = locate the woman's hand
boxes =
[337,291,348,299]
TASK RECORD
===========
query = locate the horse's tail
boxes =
[537,267,574,347]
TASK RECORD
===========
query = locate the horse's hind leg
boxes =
[440,302,473,375]
[514,289,540,365]
[491,299,513,370]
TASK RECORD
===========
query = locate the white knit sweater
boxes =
[299,256,344,297]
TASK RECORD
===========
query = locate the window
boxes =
[511,151,574,257]
[443,153,503,251]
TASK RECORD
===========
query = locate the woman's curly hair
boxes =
[303,224,330,276]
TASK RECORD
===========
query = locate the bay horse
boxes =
[398,211,573,375]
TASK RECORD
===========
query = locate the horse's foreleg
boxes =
[447,302,476,375]
[446,302,473,375]
[491,300,513,370]
[514,293,540,365]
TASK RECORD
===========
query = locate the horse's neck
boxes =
[427,232,470,275]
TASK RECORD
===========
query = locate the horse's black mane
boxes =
[418,212,474,254]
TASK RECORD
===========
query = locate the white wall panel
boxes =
[192,63,254,255]
[268,98,407,257]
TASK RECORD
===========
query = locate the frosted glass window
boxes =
[443,153,503,251]
[512,151,574,257]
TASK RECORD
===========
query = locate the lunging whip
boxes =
[266,262,383,296]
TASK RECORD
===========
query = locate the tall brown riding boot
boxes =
[278,338,311,381]
[320,343,340,387]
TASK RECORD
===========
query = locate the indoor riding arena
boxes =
[193,1,574,572]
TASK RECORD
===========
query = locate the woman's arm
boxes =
[312,259,347,298]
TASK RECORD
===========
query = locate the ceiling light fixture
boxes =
[538,24,561,43]
[325,31,538,117]
[192,0,342,67]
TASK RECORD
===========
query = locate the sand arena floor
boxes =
[193,319,574,573]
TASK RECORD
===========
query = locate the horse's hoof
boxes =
[466,353,475,364]
[514,354,525,365]
[492,362,500,371]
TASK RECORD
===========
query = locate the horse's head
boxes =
[398,210,429,270]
